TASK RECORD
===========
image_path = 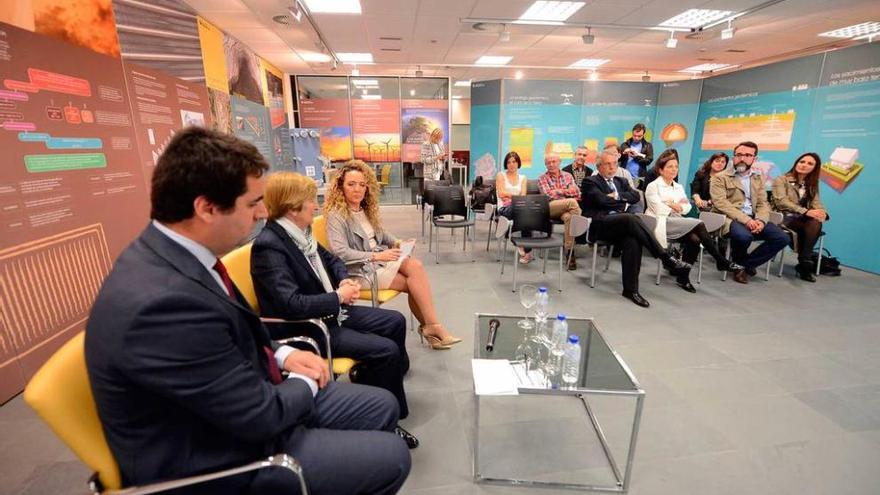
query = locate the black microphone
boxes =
[486,319,501,351]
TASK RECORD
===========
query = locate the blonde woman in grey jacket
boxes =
[325,160,461,350]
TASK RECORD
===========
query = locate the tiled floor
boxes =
[3,205,880,494]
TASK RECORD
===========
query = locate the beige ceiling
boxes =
[186,0,880,95]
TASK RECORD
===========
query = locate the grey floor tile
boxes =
[750,354,871,393]
[612,339,736,373]
[655,363,789,405]
[795,385,880,432]
[700,331,824,363]
[689,395,845,449]
[627,450,768,495]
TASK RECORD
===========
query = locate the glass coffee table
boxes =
[473,313,645,492]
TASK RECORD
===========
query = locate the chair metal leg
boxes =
[764,256,771,281]
[778,247,785,277]
[486,220,493,251]
[435,226,441,264]
[697,244,704,284]
[655,259,662,285]
[500,238,507,275]
[816,236,824,275]
[542,248,548,274]
[722,242,730,281]
[463,227,467,252]
[558,245,563,292]
[590,243,598,288]
[512,244,519,292]
[428,217,433,252]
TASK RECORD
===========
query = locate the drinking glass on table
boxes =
[517,284,537,329]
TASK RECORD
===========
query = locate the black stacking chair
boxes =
[430,185,475,264]
[502,194,564,292]
[420,179,450,237]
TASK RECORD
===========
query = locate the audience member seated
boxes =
[250,171,418,448]
[638,148,678,192]
[562,145,594,191]
[595,144,641,213]
[691,152,729,211]
[645,150,743,292]
[538,153,583,270]
[495,151,531,263]
[325,160,462,350]
[771,152,830,282]
[85,127,411,495]
[581,150,691,307]
[710,141,789,284]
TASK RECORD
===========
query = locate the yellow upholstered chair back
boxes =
[380,164,392,184]
[222,242,260,313]
[24,332,123,490]
[312,215,330,250]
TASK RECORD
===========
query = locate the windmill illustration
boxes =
[381,138,393,161]
[363,138,376,161]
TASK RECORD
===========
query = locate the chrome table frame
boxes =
[472,313,645,493]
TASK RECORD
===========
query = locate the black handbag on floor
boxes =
[810,248,842,276]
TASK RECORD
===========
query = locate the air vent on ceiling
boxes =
[379,36,402,41]
[272,14,293,25]
[381,48,401,51]
[725,49,747,53]
[697,57,716,62]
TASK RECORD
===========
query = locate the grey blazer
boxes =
[325,210,397,276]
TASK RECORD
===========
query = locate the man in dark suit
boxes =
[249,172,414,447]
[581,150,691,307]
[85,127,410,494]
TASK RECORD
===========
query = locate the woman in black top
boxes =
[690,152,729,211]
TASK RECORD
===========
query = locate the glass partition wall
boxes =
[296,75,449,205]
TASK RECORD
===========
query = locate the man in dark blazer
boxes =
[250,199,413,443]
[618,122,654,179]
[85,127,410,495]
[581,150,691,308]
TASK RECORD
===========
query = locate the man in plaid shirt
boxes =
[538,154,582,270]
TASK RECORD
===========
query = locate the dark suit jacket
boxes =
[85,223,315,492]
[251,220,348,328]
[580,174,641,221]
[617,138,653,177]
[690,171,712,201]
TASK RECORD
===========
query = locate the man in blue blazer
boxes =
[85,127,410,494]
[581,150,691,308]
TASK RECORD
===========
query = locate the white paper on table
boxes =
[509,361,546,389]
[399,240,415,259]
[471,359,519,396]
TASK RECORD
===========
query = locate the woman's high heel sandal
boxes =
[418,324,462,350]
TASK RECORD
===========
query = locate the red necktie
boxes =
[213,259,283,385]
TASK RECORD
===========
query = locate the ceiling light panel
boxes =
[818,21,880,38]
[568,58,609,68]
[659,9,733,29]
[302,0,362,14]
[454,80,472,87]
[300,52,331,62]
[519,1,585,22]
[476,55,513,65]
[337,52,373,63]
[680,63,735,73]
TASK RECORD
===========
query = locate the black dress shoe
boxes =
[746,266,757,277]
[662,257,692,278]
[716,259,744,272]
[395,425,419,449]
[733,269,749,284]
[676,277,697,293]
[622,291,650,308]
[795,262,817,282]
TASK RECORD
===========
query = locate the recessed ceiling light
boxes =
[515,70,524,79]
[666,32,678,48]
[302,0,362,14]
[819,21,880,38]
[454,80,472,87]
[659,9,733,29]
[409,89,415,96]
[300,52,331,62]
[476,55,513,65]
[351,67,360,76]
[588,71,599,81]
[679,63,737,73]
[519,1,585,22]
[337,52,373,64]
[568,58,609,68]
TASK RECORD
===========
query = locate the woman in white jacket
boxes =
[645,149,742,292]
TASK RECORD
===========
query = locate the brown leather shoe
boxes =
[567,254,577,271]
[733,269,749,284]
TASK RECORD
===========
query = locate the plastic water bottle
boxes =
[562,335,582,389]
[545,314,568,388]
[534,286,549,323]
